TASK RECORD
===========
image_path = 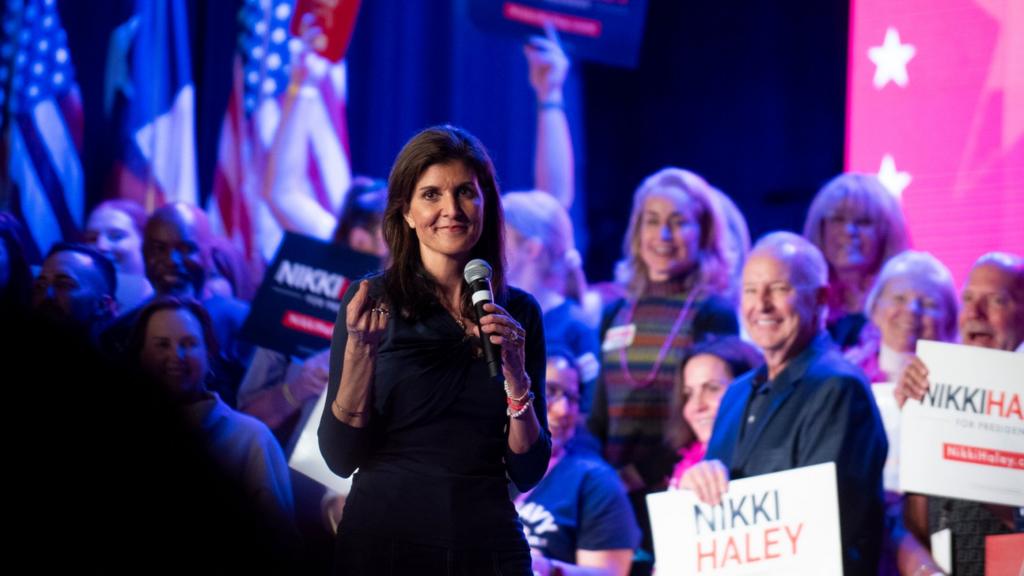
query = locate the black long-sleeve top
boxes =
[318,277,551,549]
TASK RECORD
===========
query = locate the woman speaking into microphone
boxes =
[319,125,550,575]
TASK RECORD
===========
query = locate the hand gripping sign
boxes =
[648,462,843,576]
[900,340,1024,506]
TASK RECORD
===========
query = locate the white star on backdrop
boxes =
[877,154,912,198]
[868,27,916,89]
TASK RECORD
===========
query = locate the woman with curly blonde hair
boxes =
[588,167,738,573]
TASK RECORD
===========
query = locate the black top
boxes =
[318,276,551,549]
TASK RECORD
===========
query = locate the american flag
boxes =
[208,0,352,264]
[1,0,84,260]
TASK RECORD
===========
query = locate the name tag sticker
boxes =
[602,323,636,352]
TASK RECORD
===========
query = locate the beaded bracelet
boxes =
[504,379,531,403]
[538,100,564,111]
[506,391,535,418]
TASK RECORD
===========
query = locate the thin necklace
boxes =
[444,302,468,332]
[618,288,701,387]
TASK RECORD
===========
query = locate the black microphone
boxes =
[464,258,501,379]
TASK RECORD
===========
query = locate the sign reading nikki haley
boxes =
[241,232,380,359]
[900,341,1024,506]
[647,463,842,576]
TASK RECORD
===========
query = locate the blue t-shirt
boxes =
[518,443,640,563]
[544,300,600,413]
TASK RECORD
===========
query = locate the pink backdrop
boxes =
[846,0,1024,285]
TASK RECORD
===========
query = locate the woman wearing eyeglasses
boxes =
[518,350,640,576]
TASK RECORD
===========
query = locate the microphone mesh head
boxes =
[464,259,492,283]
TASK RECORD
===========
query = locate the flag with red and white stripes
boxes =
[107,0,198,211]
[2,0,84,261]
[208,0,352,264]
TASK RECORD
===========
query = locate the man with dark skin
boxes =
[142,203,210,298]
[100,203,252,406]
[32,242,118,339]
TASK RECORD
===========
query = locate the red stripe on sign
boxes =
[942,443,1024,470]
[502,2,602,38]
[282,310,334,340]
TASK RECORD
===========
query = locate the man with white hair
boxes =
[896,251,1024,576]
[682,231,887,576]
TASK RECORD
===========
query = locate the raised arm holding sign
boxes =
[894,252,1024,576]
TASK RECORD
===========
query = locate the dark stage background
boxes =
[59,0,848,281]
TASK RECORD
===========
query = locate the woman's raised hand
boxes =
[345,280,388,353]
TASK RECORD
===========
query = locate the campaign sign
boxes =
[468,0,649,68]
[289,0,363,62]
[241,233,380,359]
[289,388,352,494]
[984,533,1024,576]
[872,383,902,492]
[647,463,842,576]
[900,340,1024,506]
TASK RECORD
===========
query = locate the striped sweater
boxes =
[588,279,738,487]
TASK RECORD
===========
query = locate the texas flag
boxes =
[106,0,197,210]
[847,0,1024,283]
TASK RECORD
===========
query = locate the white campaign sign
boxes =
[647,462,843,576]
[288,388,352,495]
[872,383,902,492]
[900,340,1024,506]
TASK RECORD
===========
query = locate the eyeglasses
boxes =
[546,386,580,405]
[33,276,80,295]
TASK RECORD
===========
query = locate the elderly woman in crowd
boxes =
[504,191,600,413]
[845,250,959,382]
[666,336,762,487]
[587,167,738,573]
[803,173,909,348]
[518,350,639,576]
[318,126,550,575]
[84,199,154,311]
[837,251,960,574]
